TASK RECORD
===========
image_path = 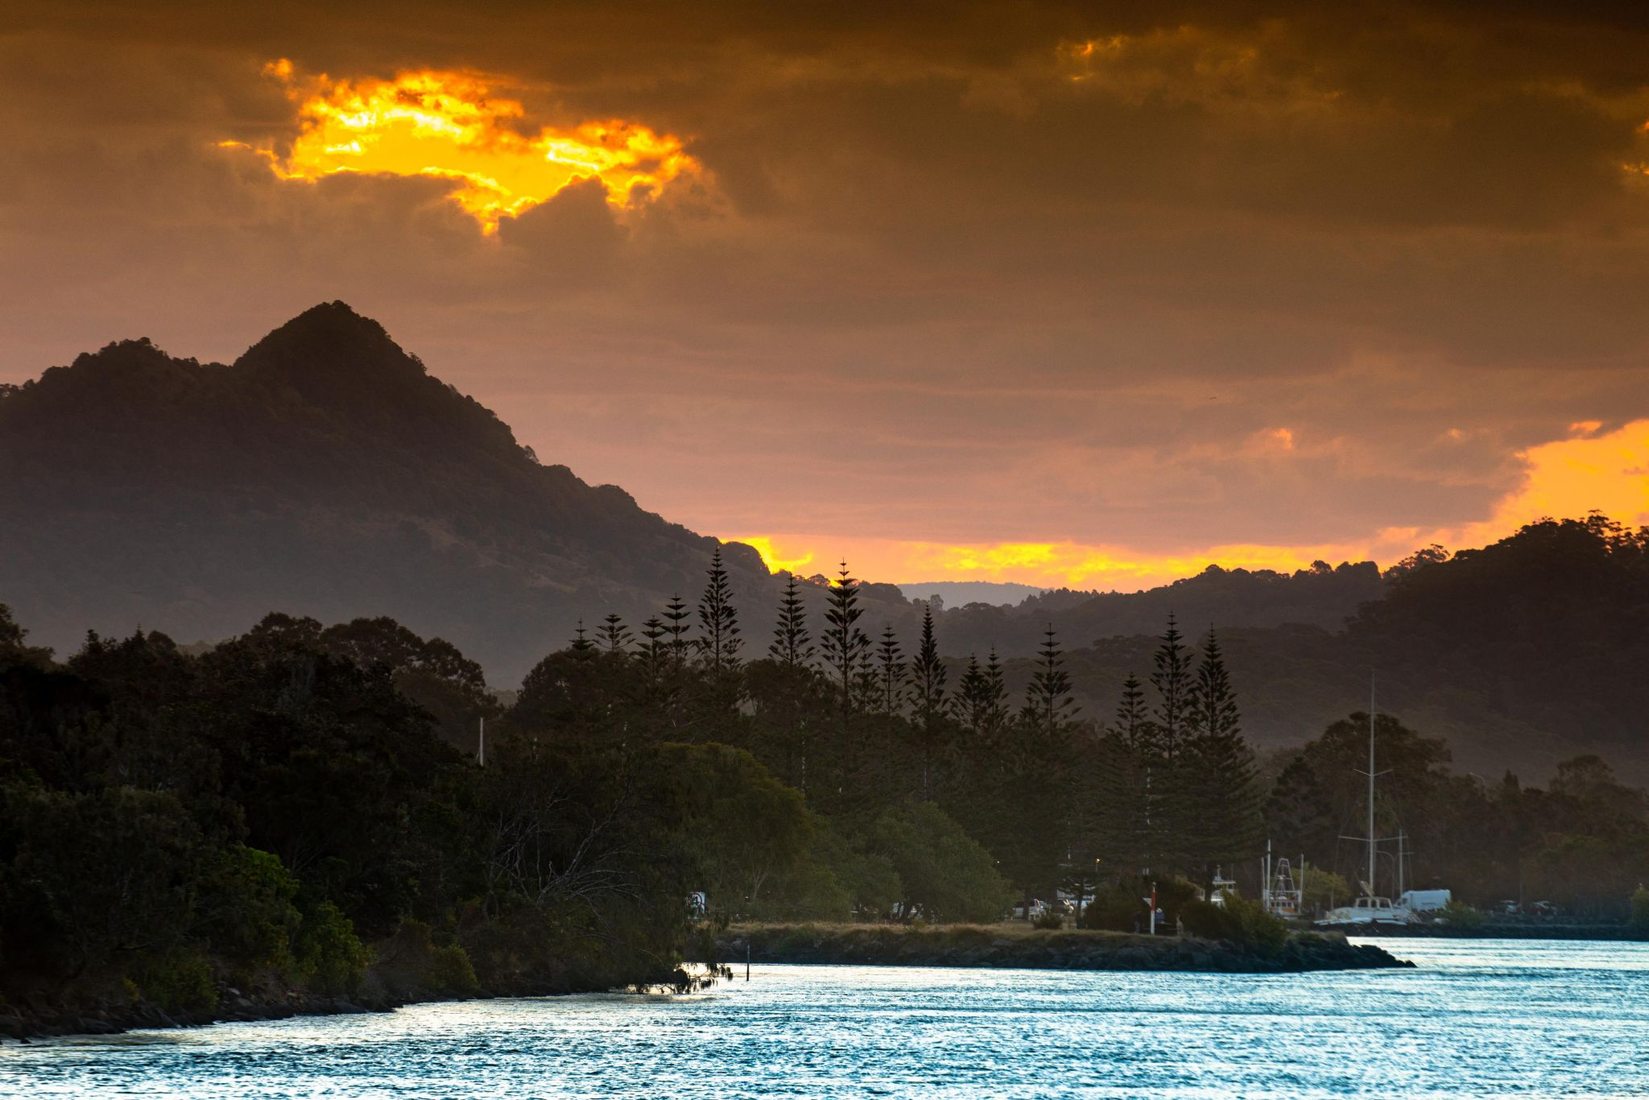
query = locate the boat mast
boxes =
[1367,673,1377,896]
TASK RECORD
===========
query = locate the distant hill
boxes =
[897,581,1047,607]
[2,306,1644,780]
[929,561,1385,656]
[0,302,801,681]
[982,518,1649,783]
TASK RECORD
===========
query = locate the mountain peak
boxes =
[235,302,426,403]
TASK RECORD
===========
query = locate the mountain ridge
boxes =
[5,305,1644,784]
[0,302,780,679]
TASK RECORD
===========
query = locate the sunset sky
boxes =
[5,2,1649,589]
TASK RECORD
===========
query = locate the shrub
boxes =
[295,901,370,996]
[1082,876,1202,932]
[1440,900,1484,930]
[1629,886,1649,937]
[1032,910,1064,930]
[198,846,302,976]
[133,950,218,1016]
[428,944,480,996]
[1182,896,1288,956]
[1083,884,1146,931]
[1181,900,1239,940]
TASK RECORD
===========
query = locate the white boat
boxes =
[1313,675,1428,930]
[1319,894,1413,927]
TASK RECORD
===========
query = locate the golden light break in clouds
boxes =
[221,60,698,232]
[733,418,1649,587]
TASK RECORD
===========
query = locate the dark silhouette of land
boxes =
[4,304,1647,781]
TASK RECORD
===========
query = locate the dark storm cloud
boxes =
[4,1,1649,575]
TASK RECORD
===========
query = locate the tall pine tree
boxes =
[1150,614,1191,761]
[696,546,743,674]
[818,562,873,810]
[1183,627,1261,881]
[1148,614,1195,873]
[769,574,813,667]
[598,613,632,656]
[821,562,871,716]
[1021,625,1078,741]
[875,624,906,716]
[909,604,949,799]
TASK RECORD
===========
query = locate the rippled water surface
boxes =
[5,939,1648,1098]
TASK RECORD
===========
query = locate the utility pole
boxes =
[478,716,486,767]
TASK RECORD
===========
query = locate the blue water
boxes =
[4,939,1647,1097]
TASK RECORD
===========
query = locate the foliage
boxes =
[1629,886,1649,937]
[868,802,1013,923]
[1179,896,1288,955]
[1440,900,1484,930]
[197,846,302,975]
[7,521,1649,1029]
[1300,868,1351,913]
[374,918,479,999]
[132,950,219,1016]
[653,742,814,918]
[294,900,370,996]
[1081,876,1201,932]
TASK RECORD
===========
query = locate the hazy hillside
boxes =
[0,302,1382,681]
[0,302,794,680]
[896,581,1047,607]
[3,306,1645,780]
[931,561,1384,656]
[985,518,1649,782]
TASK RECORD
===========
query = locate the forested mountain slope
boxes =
[0,302,783,681]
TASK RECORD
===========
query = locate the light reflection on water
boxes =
[3,939,1646,1098]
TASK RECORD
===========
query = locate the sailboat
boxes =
[1315,676,1415,929]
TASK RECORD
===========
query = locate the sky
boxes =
[4,1,1649,589]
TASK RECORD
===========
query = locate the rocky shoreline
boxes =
[722,923,1413,973]
[0,986,413,1042]
[0,925,1409,1041]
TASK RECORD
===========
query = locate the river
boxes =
[4,939,1646,1097]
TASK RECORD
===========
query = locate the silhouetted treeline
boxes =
[5,520,1649,1027]
[0,603,801,1026]
[502,544,1649,921]
[7,307,1648,787]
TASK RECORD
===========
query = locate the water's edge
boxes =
[1,987,420,1043]
[720,923,1411,974]
[3,924,1409,1042]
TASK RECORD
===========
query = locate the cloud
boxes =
[734,417,1649,587]
[4,1,1649,592]
[223,60,700,233]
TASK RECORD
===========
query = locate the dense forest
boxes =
[5,532,1647,1025]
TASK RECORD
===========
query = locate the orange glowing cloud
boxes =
[736,536,816,575]
[1425,418,1649,550]
[731,533,1366,590]
[731,420,1649,590]
[224,60,698,232]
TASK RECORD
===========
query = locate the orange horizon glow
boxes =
[223,60,698,232]
[728,418,1649,590]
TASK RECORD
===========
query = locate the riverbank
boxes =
[721,922,1411,973]
[0,985,408,1041]
[0,923,1405,1040]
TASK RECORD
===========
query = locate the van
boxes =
[1398,889,1452,913]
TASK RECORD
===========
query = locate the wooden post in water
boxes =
[745,941,751,981]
